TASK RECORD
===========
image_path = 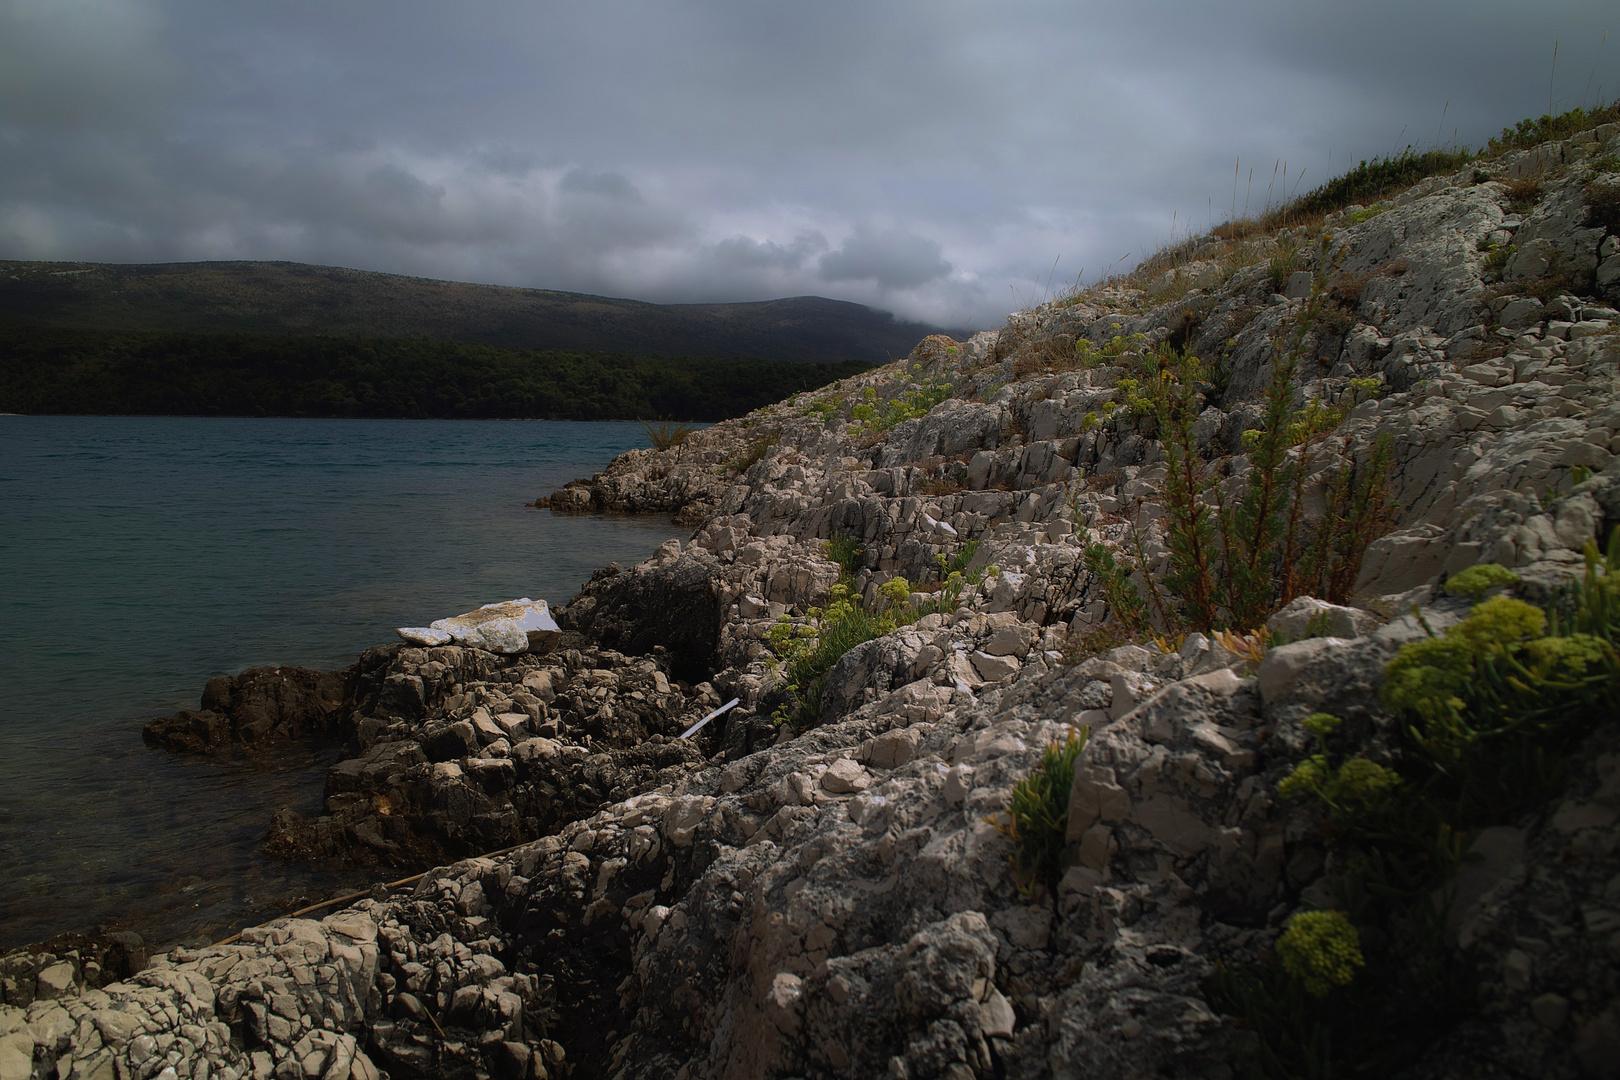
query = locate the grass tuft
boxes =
[641,419,698,450]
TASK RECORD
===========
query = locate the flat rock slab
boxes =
[398,598,560,654]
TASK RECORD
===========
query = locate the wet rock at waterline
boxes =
[142,665,355,752]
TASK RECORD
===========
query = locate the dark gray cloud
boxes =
[819,226,952,290]
[1,0,1615,329]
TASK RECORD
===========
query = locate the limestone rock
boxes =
[418,598,561,654]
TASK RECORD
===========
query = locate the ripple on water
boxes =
[0,415,683,950]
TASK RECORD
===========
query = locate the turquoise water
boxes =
[0,416,681,950]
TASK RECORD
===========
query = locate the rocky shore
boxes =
[7,122,1620,1079]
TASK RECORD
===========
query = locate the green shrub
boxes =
[824,533,864,575]
[1276,712,1401,819]
[1482,242,1517,279]
[849,376,954,438]
[1083,541,1148,632]
[1267,249,1299,294]
[723,432,778,474]
[1150,246,1395,633]
[1288,148,1475,220]
[934,539,982,581]
[1442,562,1520,598]
[995,728,1090,894]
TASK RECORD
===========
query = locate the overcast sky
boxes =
[1,0,1615,330]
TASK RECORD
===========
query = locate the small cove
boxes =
[0,415,681,950]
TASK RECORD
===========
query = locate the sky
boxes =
[1,0,1616,331]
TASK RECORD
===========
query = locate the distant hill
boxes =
[0,260,956,365]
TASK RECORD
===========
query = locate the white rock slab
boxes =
[395,626,452,647]
[397,598,561,654]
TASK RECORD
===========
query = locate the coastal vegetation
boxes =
[1210,536,1620,1079]
[0,327,869,421]
[765,535,989,726]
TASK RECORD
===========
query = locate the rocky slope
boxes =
[7,124,1620,1080]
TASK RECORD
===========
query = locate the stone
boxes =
[394,626,451,647]
[1574,1008,1620,1077]
[979,989,1016,1038]
[1497,297,1545,329]
[1598,253,1620,291]
[0,1040,29,1080]
[1502,949,1532,991]
[1448,826,1526,944]
[1066,770,1131,843]
[865,728,922,770]
[1077,824,1112,870]
[33,962,74,1000]
[1530,992,1569,1031]
[92,1009,143,1047]
[493,1042,531,1080]
[416,598,561,654]
[820,759,871,795]
[763,973,803,1036]
[1265,597,1378,641]
[969,651,1020,682]
[981,625,1030,658]
[1256,637,1350,705]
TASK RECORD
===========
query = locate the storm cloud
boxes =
[1,0,1615,329]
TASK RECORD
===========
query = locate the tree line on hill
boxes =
[0,328,872,421]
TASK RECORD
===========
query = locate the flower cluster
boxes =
[1275,910,1365,997]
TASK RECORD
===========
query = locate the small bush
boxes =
[1288,148,1475,222]
[849,376,954,439]
[1442,562,1520,598]
[1083,541,1148,632]
[824,532,864,575]
[1061,621,1140,665]
[1217,537,1620,1076]
[994,728,1090,894]
[1267,249,1300,294]
[1481,242,1517,280]
[1584,178,1620,233]
[723,433,777,474]
[934,539,982,581]
[1504,178,1542,213]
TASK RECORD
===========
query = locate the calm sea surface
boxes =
[0,416,681,950]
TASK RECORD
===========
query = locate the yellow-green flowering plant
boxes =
[1275,910,1365,997]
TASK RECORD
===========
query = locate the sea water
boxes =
[0,415,681,949]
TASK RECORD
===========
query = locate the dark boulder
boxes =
[558,553,723,682]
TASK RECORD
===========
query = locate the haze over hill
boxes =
[0,260,956,366]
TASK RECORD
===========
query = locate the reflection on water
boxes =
[0,416,681,950]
